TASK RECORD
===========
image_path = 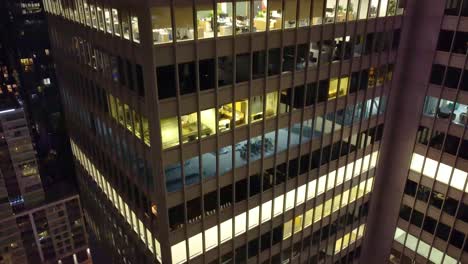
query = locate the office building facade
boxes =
[44,0,411,263]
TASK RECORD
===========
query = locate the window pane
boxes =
[298,0,311,26]
[97,5,105,31]
[131,16,140,43]
[104,8,113,34]
[151,6,172,44]
[219,103,233,132]
[197,3,214,39]
[253,0,267,32]
[161,117,180,149]
[175,3,194,41]
[142,115,150,146]
[284,0,297,29]
[266,91,278,118]
[181,112,198,143]
[268,0,282,30]
[122,11,131,39]
[217,2,233,36]
[312,0,324,25]
[235,1,250,34]
[90,4,98,28]
[200,108,216,138]
[112,9,121,36]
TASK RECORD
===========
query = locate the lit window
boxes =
[200,108,216,138]
[181,112,198,143]
[121,11,131,40]
[151,6,172,44]
[268,0,282,30]
[175,3,194,42]
[196,3,214,39]
[235,1,250,34]
[131,16,140,43]
[253,0,267,32]
[284,0,297,28]
[104,8,113,34]
[161,117,180,149]
[112,9,121,36]
[217,2,233,37]
[328,76,349,99]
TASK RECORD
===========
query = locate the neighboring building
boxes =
[0,194,91,264]
[0,97,44,209]
[0,76,92,264]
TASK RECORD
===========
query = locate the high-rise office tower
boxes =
[43,0,468,263]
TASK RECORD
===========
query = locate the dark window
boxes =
[422,216,437,234]
[157,65,176,99]
[118,56,126,86]
[204,191,217,213]
[450,229,465,248]
[252,51,266,79]
[126,60,134,90]
[218,56,233,86]
[445,67,461,88]
[283,46,295,72]
[168,204,184,229]
[436,222,451,241]
[445,0,468,16]
[136,64,145,97]
[178,62,196,95]
[437,30,454,52]
[453,31,468,54]
[236,53,250,83]
[429,64,446,85]
[268,48,281,76]
[187,197,201,221]
[235,178,248,202]
[404,180,417,196]
[199,59,215,91]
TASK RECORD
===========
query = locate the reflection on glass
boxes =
[175,3,194,41]
[253,0,267,32]
[217,2,233,37]
[151,6,172,44]
[235,1,250,34]
[161,117,180,149]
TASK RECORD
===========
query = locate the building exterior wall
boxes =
[44,0,413,263]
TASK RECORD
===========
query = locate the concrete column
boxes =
[360,0,446,263]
